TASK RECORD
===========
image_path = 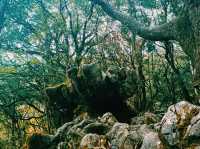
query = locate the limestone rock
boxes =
[131,112,159,125]
[80,134,100,149]
[184,110,200,146]
[98,112,118,126]
[28,101,200,149]
[140,132,165,149]
[107,123,154,148]
[107,122,130,148]
[160,101,200,147]
[144,112,160,125]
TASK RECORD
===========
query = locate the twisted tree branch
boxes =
[91,0,179,41]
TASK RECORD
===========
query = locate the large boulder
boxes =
[106,122,159,149]
[79,133,101,149]
[106,122,130,148]
[79,133,110,149]
[98,112,118,126]
[160,101,200,148]
[27,101,200,149]
[140,132,165,149]
[184,111,200,147]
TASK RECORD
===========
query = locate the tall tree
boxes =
[91,0,200,99]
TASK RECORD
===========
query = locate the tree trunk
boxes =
[92,0,200,98]
[164,41,192,101]
[189,5,200,88]
[134,40,147,109]
[177,3,200,93]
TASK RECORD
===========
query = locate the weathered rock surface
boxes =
[79,133,101,149]
[27,112,158,149]
[140,132,164,149]
[131,112,160,125]
[160,101,200,148]
[107,122,130,148]
[27,101,200,149]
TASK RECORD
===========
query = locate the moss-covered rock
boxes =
[46,63,139,127]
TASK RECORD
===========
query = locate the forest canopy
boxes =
[0,0,200,148]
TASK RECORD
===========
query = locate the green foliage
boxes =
[0,0,195,148]
[137,0,158,8]
[146,41,156,53]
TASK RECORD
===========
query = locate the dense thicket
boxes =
[0,0,198,148]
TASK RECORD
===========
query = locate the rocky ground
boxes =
[27,101,200,149]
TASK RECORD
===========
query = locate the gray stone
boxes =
[140,132,164,149]
[160,101,200,147]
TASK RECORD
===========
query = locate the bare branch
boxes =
[80,4,94,52]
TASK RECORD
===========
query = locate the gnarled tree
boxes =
[91,0,200,100]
